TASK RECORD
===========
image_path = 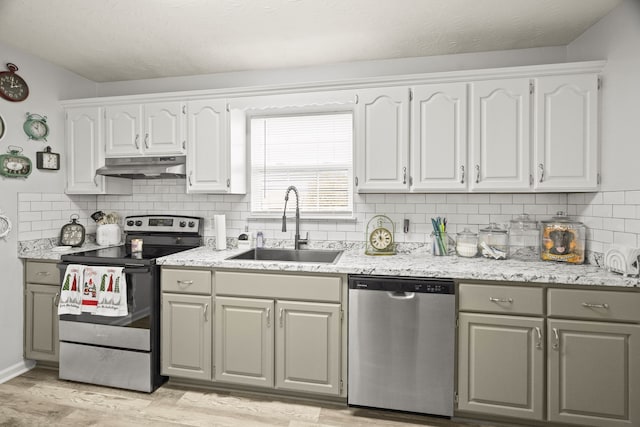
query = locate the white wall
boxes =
[0,41,96,379]
[567,0,640,191]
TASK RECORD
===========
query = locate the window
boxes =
[250,112,353,216]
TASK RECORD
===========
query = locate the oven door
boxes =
[58,263,159,351]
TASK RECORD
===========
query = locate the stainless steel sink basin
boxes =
[227,248,343,264]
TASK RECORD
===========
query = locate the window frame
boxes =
[247,106,355,219]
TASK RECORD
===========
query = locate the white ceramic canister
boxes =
[96,223,121,246]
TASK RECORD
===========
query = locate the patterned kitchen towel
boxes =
[95,267,128,317]
[58,264,84,315]
[81,266,100,313]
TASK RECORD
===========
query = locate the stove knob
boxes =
[179,221,186,227]
[188,221,195,228]
[126,220,134,226]
[135,220,143,226]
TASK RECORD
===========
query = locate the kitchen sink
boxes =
[227,248,343,264]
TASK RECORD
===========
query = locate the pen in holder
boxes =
[431,231,455,256]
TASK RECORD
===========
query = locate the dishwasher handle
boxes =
[387,291,415,300]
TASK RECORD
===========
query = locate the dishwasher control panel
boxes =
[348,275,455,294]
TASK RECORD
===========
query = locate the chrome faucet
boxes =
[282,185,308,249]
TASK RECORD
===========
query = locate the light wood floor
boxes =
[0,368,502,427]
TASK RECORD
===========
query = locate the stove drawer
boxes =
[162,268,212,295]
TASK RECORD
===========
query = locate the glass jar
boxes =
[508,214,540,261]
[456,228,478,257]
[478,223,508,259]
[540,212,585,264]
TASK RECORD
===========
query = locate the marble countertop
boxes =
[157,246,640,288]
[19,242,116,261]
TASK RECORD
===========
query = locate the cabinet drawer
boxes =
[162,268,212,295]
[548,289,640,322]
[459,283,543,315]
[216,271,341,302]
[26,261,60,285]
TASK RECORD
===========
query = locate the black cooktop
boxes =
[61,245,192,266]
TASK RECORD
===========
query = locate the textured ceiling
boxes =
[0,0,622,83]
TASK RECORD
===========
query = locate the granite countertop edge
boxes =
[155,247,640,288]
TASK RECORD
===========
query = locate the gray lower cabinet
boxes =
[24,261,61,362]
[457,313,544,420]
[160,268,213,381]
[161,293,212,380]
[547,289,640,427]
[214,271,344,396]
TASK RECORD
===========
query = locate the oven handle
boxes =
[57,264,150,275]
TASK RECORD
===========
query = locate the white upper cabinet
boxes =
[470,78,531,192]
[186,99,246,194]
[410,83,467,191]
[533,74,599,191]
[65,106,131,195]
[105,101,186,157]
[355,87,410,192]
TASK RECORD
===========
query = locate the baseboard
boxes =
[0,359,36,384]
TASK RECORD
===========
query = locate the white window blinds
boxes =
[250,113,353,215]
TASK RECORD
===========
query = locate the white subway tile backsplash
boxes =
[16,186,640,260]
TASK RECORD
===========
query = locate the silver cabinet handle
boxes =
[266,307,271,327]
[534,327,543,349]
[53,292,60,307]
[489,297,513,303]
[182,140,186,150]
[475,164,480,184]
[177,280,193,288]
[460,165,465,184]
[538,163,545,183]
[93,174,99,187]
[36,271,51,276]
[134,134,140,150]
[188,171,193,186]
[279,308,284,327]
[402,167,407,185]
[203,303,209,321]
[144,133,149,149]
[354,176,358,187]
[552,327,560,350]
[582,302,609,309]
[226,178,230,188]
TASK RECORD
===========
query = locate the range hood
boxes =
[96,156,186,179]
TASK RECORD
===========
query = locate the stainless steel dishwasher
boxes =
[348,275,456,417]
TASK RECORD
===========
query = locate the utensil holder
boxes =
[431,231,455,256]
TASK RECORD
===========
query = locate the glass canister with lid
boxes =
[508,214,540,261]
[540,212,585,264]
[478,223,508,259]
[456,228,478,257]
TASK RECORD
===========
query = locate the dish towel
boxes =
[58,264,84,315]
[95,266,128,317]
[81,266,101,313]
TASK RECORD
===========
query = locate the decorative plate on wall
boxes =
[0,114,5,141]
[0,210,12,239]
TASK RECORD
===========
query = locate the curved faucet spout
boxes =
[282,186,306,249]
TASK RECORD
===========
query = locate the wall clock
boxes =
[60,214,85,247]
[365,214,397,256]
[0,146,32,178]
[36,146,60,170]
[23,113,49,141]
[0,63,29,102]
[0,114,5,141]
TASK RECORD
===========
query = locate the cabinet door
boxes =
[533,74,599,191]
[458,313,544,420]
[214,297,274,387]
[275,300,341,395]
[411,83,467,191]
[65,107,131,195]
[548,319,640,427]
[470,79,531,191]
[186,99,229,193]
[25,284,59,362]
[105,104,142,156]
[144,101,186,155]
[355,87,410,192]
[161,293,212,381]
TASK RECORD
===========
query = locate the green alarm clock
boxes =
[23,113,49,141]
[0,146,32,178]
